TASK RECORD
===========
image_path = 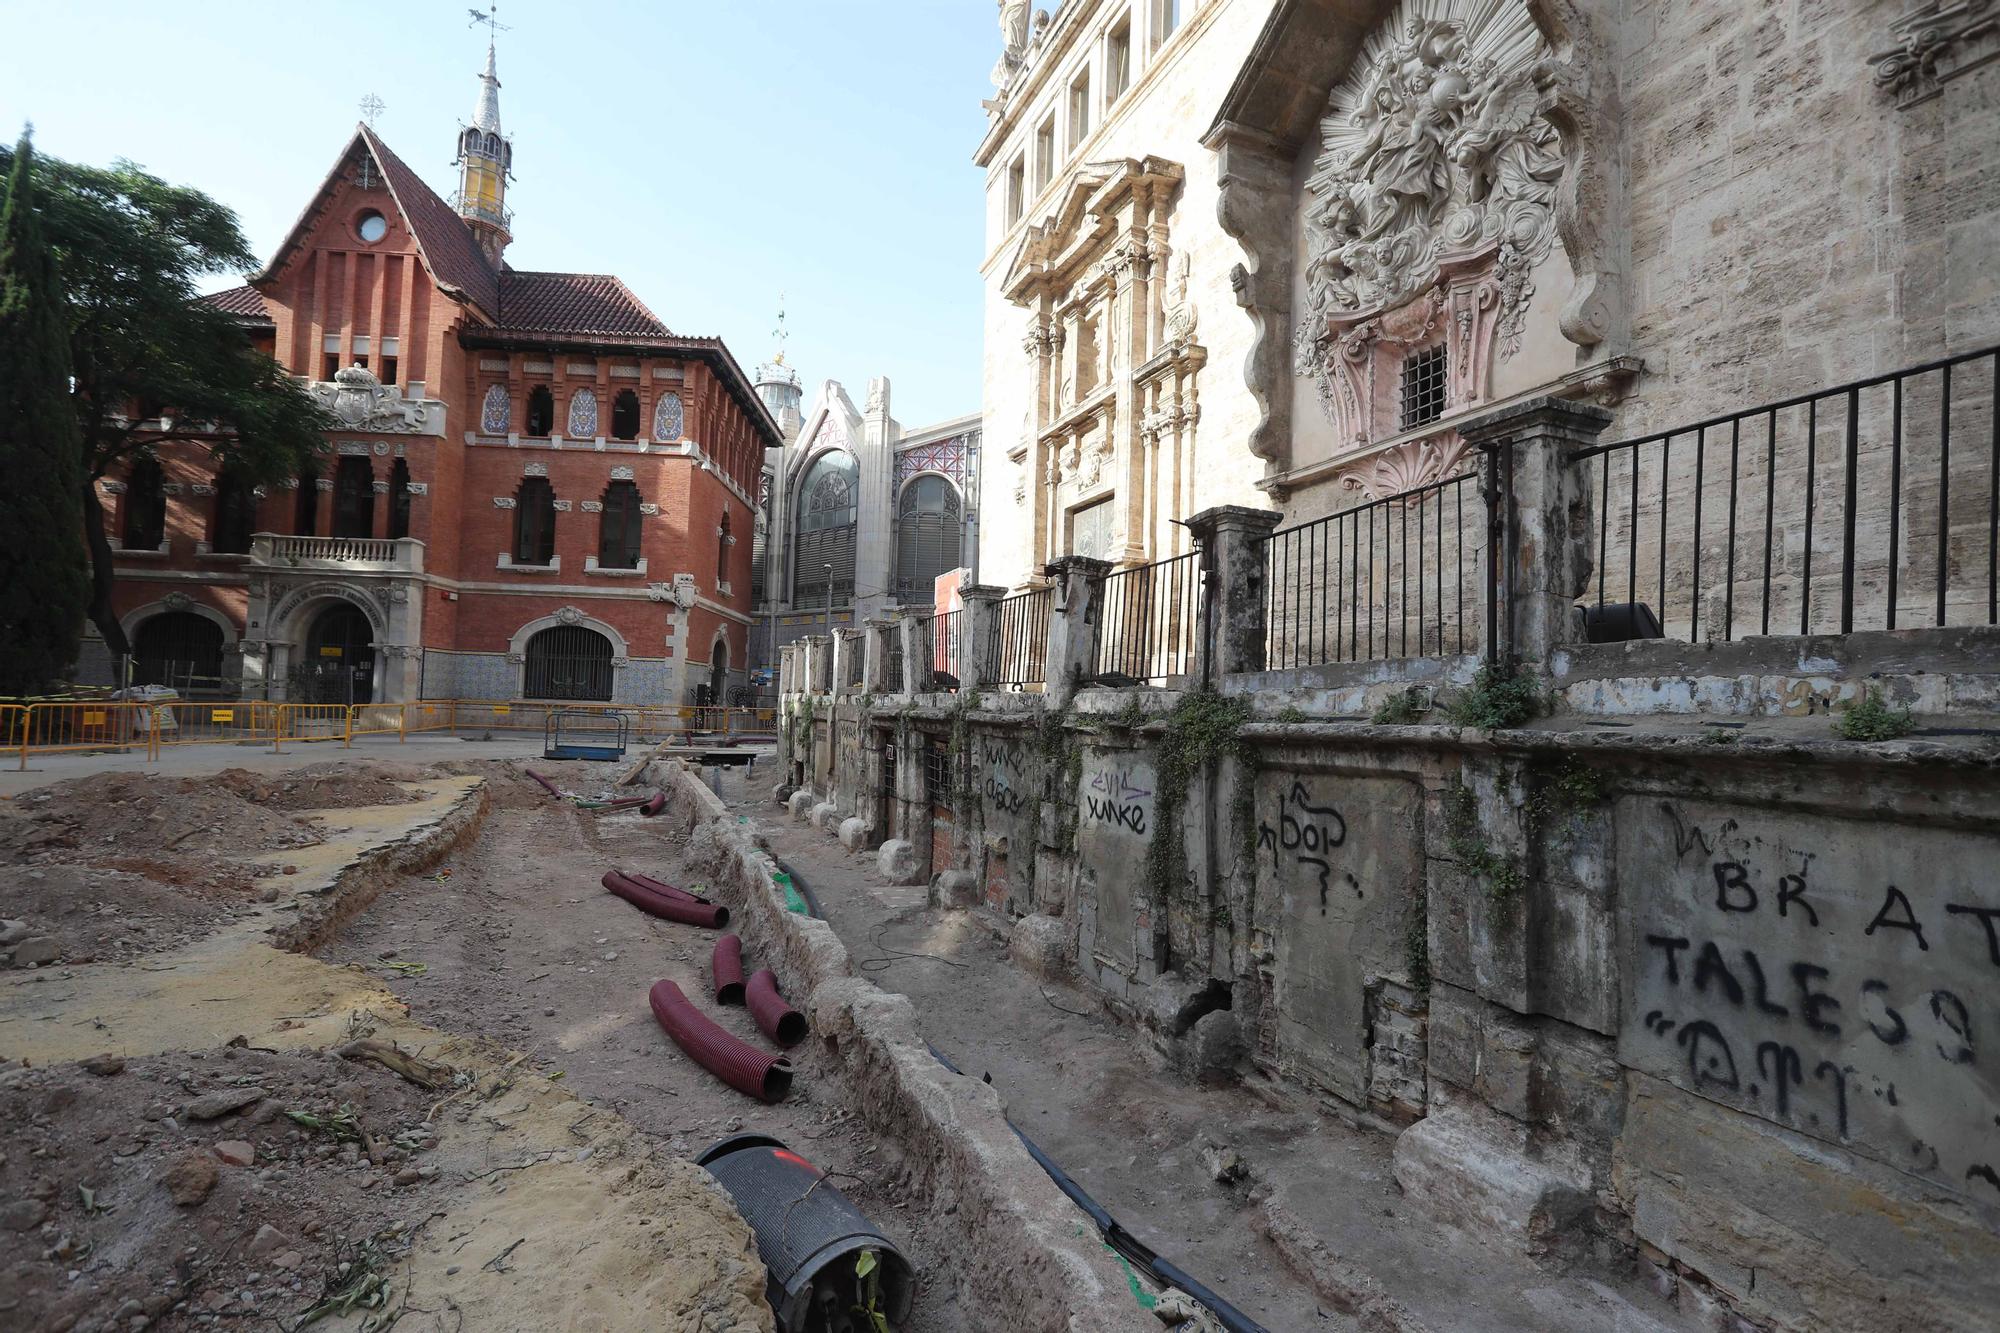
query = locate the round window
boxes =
[356,210,388,244]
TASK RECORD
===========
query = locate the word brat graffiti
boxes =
[1621,802,2000,1207]
[1085,764,1152,835]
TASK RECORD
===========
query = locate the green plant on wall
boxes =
[1447,664,1541,730]
[1834,687,1915,741]
[1144,691,1255,913]
[1036,697,1085,853]
[1370,686,1431,725]
[1405,894,1430,992]
[1443,777,1524,908]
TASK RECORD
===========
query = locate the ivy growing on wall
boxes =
[1144,691,1256,912]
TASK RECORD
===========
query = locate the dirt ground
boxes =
[315,761,970,1331]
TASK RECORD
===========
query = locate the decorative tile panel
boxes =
[481,384,511,434]
[652,391,684,441]
[567,389,599,439]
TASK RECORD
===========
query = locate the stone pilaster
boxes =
[959,584,1008,691]
[1042,556,1112,707]
[898,614,928,696]
[1184,505,1283,683]
[862,618,895,694]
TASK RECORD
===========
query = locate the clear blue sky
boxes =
[0,0,994,428]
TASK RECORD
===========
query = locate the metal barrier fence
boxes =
[8,700,780,768]
[916,611,960,688]
[1093,552,1201,684]
[1571,346,2000,642]
[1263,470,1487,669]
[988,588,1052,689]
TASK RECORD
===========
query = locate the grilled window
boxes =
[388,458,411,540]
[211,471,256,554]
[895,476,963,603]
[122,458,166,550]
[514,476,557,565]
[598,480,642,569]
[333,456,374,538]
[794,450,858,604]
[1399,344,1448,430]
[132,611,223,688]
[523,624,613,701]
[525,385,555,436]
[924,739,953,809]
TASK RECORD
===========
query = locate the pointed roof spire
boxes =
[473,38,502,134]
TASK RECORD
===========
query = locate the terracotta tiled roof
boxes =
[494,272,671,339]
[202,284,272,322]
[360,127,500,316]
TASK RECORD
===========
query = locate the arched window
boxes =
[211,470,256,554]
[524,624,613,701]
[294,462,321,536]
[333,456,374,538]
[132,611,224,689]
[610,389,641,441]
[514,476,556,565]
[388,458,411,540]
[525,386,555,436]
[896,476,963,602]
[793,451,858,604]
[598,480,642,569]
[122,459,166,550]
[717,511,732,584]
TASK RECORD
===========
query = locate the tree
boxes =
[0,130,89,694]
[0,142,329,658]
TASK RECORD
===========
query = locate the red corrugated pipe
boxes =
[525,769,563,799]
[745,968,807,1047]
[617,869,714,905]
[649,980,792,1102]
[601,870,729,928]
[712,934,746,1005]
[638,792,667,817]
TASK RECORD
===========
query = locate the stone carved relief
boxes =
[552,500,572,512]
[481,384,510,434]
[316,479,335,492]
[524,462,548,477]
[163,591,192,611]
[1871,0,1998,106]
[493,496,516,509]
[311,365,435,433]
[610,465,635,481]
[555,606,584,626]
[581,500,604,513]
[336,442,372,457]
[406,482,428,496]
[1296,2,1565,420]
[1338,434,1475,502]
[371,481,390,494]
[1163,252,1198,351]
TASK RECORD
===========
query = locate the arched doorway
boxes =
[132,612,225,691]
[524,625,613,701]
[302,603,376,704]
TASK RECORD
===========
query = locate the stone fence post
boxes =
[959,584,1008,692]
[862,618,894,694]
[833,628,863,698]
[807,636,831,695]
[898,613,928,695]
[1456,397,1613,670]
[1043,556,1112,707]
[1185,505,1284,684]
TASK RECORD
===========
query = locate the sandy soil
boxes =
[317,760,968,1331]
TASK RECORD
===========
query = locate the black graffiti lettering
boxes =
[1663,803,1720,859]
[1945,902,2000,966]
[1742,950,1790,1018]
[1646,934,1691,985]
[1676,1021,1740,1091]
[1864,885,1929,951]
[1692,942,1745,1005]
[1790,963,1842,1035]
[1775,874,1818,927]
[1303,858,1332,912]
[1712,862,1757,912]
[1929,990,1974,1064]
[1755,1042,1804,1115]
[1968,1165,2000,1194]
[1256,822,1275,852]
[1813,1061,1851,1139]
[1860,980,1908,1046]
[1085,796,1147,835]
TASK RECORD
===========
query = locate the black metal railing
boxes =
[916,610,959,688]
[886,629,905,693]
[524,650,614,702]
[1093,552,1200,683]
[1570,346,1999,642]
[988,588,1052,688]
[1263,470,1486,670]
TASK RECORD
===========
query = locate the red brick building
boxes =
[94,47,777,705]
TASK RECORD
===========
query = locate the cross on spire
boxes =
[358,93,384,127]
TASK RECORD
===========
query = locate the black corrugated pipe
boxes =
[768,855,825,919]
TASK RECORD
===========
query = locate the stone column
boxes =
[1184,505,1284,684]
[897,613,927,697]
[862,618,895,694]
[1456,397,1613,670]
[1042,555,1112,707]
[958,584,1008,691]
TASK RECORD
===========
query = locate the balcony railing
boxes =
[251,533,425,573]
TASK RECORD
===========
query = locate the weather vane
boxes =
[358,94,385,127]
[468,4,510,35]
[772,296,789,367]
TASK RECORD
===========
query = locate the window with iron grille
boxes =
[895,475,963,602]
[924,740,952,808]
[211,470,256,554]
[122,458,166,550]
[294,461,320,536]
[1399,344,1448,430]
[515,476,557,565]
[524,624,613,701]
[333,455,374,538]
[598,480,642,569]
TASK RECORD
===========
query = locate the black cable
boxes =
[768,853,825,920]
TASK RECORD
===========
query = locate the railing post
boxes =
[862,618,895,694]
[897,614,927,696]
[833,628,863,698]
[1456,396,1614,670]
[1043,556,1112,708]
[1184,506,1285,684]
[343,705,354,748]
[959,585,1008,691]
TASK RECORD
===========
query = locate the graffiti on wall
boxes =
[1619,799,2000,1206]
[1257,780,1353,911]
[1085,763,1153,835]
[977,736,1029,818]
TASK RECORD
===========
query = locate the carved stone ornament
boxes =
[1338,434,1475,502]
[671,573,700,610]
[161,483,184,496]
[524,462,549,477]
[1163,251,1198,350]
[163,591,192,611]
[493,496,517,509]
[406,482,428,496]
[555,606,584,626]
[337,442,372,457]
[373,441,390,457]
[505,650,525,665]
[190,483,216,497]
[312,365,434,433]
[101,480,127,495]
[611,656,630,669]
[552,499,572,512]
[1871,0,1998,107]
[252,486,268,499]
[610,465,635,481]
[1296,2,1564,419]
[581,500,604,513]
[371,481,390,494]
[638,502,660,516]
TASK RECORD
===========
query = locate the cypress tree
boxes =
[0,129,89,695]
